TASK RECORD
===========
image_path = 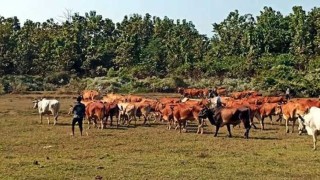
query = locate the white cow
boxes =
[298,107,320,150]
[33,98,60,125]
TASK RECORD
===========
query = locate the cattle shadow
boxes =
[103,126,128,130]
[249,136,281,140]
[224,135,280,140]
[55,122,71,126]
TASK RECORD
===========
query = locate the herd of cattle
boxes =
[31,88,320,150]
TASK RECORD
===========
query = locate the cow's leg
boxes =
[227,124,232,137]
[214,126,220,137]
[47,115,50,125]
[276,115,282,125]
[183,120,187,133]
[250,114,257,129]
[197,118,204,134]
[52,111,58,125]
[100,117,105,129]
[197,118,201,134]
[291,119,296,133]
[87,117,90,129]
[110,115,113,127]
[54,115,57,125]
[313,130,318,150]
[285,118,290,133]
[133,115,137,127]
[142,114,147,125]
[178,120,182,133]
[40,114,43,124]
[260,117,265,130]
[243,120,251,139]
[167,120,171,130]
[269,115,273,125]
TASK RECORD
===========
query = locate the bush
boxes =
[44,71,70,86]
[0,83,5,95]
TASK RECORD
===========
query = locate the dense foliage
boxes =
[0,6,320,96]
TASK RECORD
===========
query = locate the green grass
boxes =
[0,93,320,179]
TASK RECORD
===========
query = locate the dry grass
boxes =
[1,93,320,180]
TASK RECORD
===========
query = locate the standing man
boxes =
[285,88,290,100]
[71,96,86,136]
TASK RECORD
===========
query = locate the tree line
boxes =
[0,6,320,96]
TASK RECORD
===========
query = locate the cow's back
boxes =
[39,99,60,114]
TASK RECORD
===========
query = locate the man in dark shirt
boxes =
[71,96,86,136]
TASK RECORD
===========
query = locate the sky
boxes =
[1,0,320,36]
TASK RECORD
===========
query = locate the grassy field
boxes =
[1,92,320,180]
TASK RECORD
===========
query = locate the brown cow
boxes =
[256,103,282,130]
[281,98,320,133]
[155,103,176,129]
[263,96,286,104]
[198,106,251,138]
[180,88,203,98]
[82,90,101,101]
[125,95,143,102]
[172,103,203,133]
[85,101,106,129]
[103,93,126,102]
[103,102,119,127]
[134,101,152,125]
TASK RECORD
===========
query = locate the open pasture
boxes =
[1,92,320,179]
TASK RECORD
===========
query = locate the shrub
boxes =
[44,71,70,86]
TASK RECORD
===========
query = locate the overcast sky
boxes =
[1,0,319,36]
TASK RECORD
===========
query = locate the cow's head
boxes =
[198,107,216,125]
[32,99,40,109]
[275,103,282,115]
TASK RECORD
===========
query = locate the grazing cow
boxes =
[198,106,251,138]
[117,102,137,126]
[134,101,152,125]
[33,98,60,125]
[82,90,100,101]
[104,102,119,127]
[154,102,176,129]
[297,107,320,150]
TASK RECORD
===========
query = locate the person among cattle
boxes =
[71,96,86,136]
[210,90,223,108]
[285,88,290,100]
[209,87,217,98]
[216,94,222,108]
